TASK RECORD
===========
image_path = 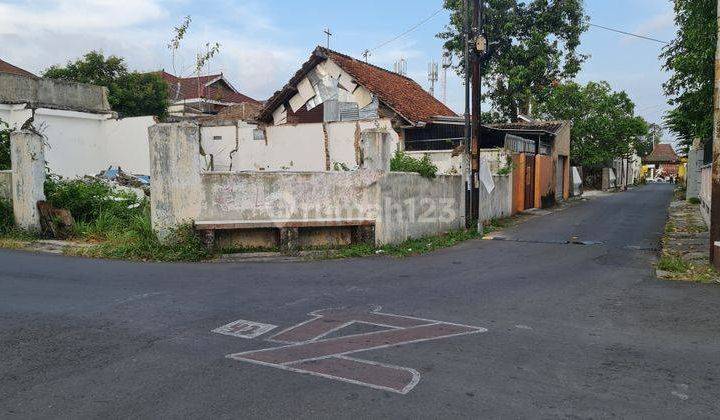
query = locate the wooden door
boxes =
[524,154,536,210]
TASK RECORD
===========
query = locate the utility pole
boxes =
[470,0,484,223]
[463,0,473,227]
[711,0,720,268]
[428,61,439,97]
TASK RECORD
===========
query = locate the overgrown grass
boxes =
[0,198,39,248]
[657,255,690,273]
[43,176,209,262]
[328,228,481,259]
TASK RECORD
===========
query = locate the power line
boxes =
[589,23,670,45]
[367,7,445,54]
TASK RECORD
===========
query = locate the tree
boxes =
[535,81,649,168]
[43,51,169,119]
[660,0,716,148]
[0,119,9,170]
[438,0,588,121]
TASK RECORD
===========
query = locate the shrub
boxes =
[688,197,701,205]
[0,198,13,234]
[0,118,10,170]
[44,175,141,224]
[43,174,210,262]
[390,151,438,179]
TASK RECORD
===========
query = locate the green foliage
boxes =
[334,228,480,259]
[44,175,139,224]
[688,197,701,205]
[660,0,716,148]
[43,175,208,262]
[658,255,690,273]
[535,81,649,168]
[390,151,438,179]
[0,198,13,234]
[635,123,663,158]
[439,0,588,120]
[0,118,9,170]
[43,51,169,119]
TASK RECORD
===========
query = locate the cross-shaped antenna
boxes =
[362,49,372,63]
[323,28,333,49]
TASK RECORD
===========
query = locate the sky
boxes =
[0,0,678,142]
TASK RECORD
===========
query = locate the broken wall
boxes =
[0,73,111,113]
[199,118,399,172]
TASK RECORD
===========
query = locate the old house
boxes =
[642,143,680,180]
[485,121,572,211]
[158,71,261,118]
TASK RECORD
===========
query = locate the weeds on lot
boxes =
[390,151,438,179]
[657,255,690,273]
[0,198,39,248]
[688,197,701,205]
[333,228,481,259]
[43,176,209,262]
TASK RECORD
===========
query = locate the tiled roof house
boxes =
[157,71,260,117]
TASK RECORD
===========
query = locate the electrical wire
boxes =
[589,23,670,45]
[366,7,445,54]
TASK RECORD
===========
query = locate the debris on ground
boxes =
[96,166,150,196]
[657,197,720,284]
[37,200,75,240]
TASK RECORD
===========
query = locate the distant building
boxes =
[642,143,680,180]
[0,58,37,79]
[157,71,260,118]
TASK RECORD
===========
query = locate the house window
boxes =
[213,135,223,141]
[253,129,266,141]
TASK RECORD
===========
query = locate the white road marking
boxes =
[212,320,277,339]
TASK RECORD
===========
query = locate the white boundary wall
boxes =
[0,104,154,177]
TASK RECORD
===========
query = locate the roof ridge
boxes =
[315,46,416,82]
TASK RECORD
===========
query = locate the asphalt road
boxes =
[2,183,720,419]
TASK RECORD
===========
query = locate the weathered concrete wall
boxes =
[102,116,156,175]
[149,123,203,238]
[198,171,381,222]
[406,150,462,175]
[0,73,111,113]
[376,173,464,245]
[10,131,46,230]
[700,165,711,226]
[686,148,704,200]
[0,170,12,202]
[478,174,513,225]
[151,122,464,246]
[602,167,618,191]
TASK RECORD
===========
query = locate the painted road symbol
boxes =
[225,308,486,394]
[213,320,277,339]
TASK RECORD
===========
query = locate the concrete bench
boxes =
[194,219,376,254]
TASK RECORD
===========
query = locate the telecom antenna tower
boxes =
[441,54,452,105]
[428,61,439,97]
[393,58,407,76]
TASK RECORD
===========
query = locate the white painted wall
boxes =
[200,118,400,173]
[0,104,154,177]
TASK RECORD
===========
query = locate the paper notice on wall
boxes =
[479,158,495,193]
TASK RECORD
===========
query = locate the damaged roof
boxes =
[157,71,260,105]
[489,121,568,135]
[201,102,264,123]
[258,46,457,125]
[643,143,680,164]
[0,58,37,79]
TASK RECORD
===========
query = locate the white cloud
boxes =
[0,0,300,100]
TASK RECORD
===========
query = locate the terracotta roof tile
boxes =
[259,46,457,124]
[158,71,259,104]
[0,58,37,79]
[643,143,680,164]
